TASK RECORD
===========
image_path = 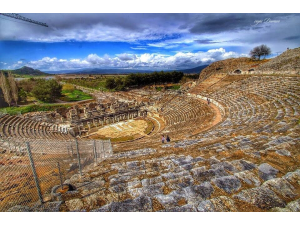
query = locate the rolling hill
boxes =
[12,66,49,75]
[45,65,209,75]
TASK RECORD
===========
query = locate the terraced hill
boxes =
[198,57,268,82]
[258,47,300,72]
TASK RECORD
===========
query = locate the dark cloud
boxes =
[284,35,300,41]
[194,39,220,44]
[1,13,299,44]
[189,13,298,34]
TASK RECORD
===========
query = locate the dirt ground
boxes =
[89,119,148,138]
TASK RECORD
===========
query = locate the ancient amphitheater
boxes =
[1,47,300,212]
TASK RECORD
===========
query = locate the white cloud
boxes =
[130,47,147,50]
[16,48,241,71]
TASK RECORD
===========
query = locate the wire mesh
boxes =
[0,129,112,211]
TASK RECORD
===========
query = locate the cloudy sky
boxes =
[0,13,299,71]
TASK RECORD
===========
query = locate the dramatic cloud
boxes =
[1,13,299,70]
[8,48,242,71]
[1,13,299,46]
[189,14,297,34]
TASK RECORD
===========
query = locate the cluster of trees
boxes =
[105,77,126,91]
[0,71,19,106]
[105,71,185,90]
[250,44,272,60]
[31,79,62,103]
[0,75,63,107]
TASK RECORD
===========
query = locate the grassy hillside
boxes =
[13,66,49,75]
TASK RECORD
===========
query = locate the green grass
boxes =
[62,78,110,91]
[60,89,93,102]
[13,74,47,79]
[167,85,181,90]
[0,104,72,115]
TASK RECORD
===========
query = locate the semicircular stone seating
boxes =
[38,75,300,212]
[0,115,73,143]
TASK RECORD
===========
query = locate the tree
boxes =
[105,77,117,89]
[250,44,272,60]
[115,77,125,91]
[8,71,19,105]
[18,88,27,103]
[32,79,62,103]
[0,71,12,107]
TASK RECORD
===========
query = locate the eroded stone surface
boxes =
[210,196,238,212]
[193,182,214,199]
[233,187,286,209]
[275,149,291,157]
[262,178,297,199]
[283,169,300,184]
[65,198,84,211]
[234,170,261,187]
[258,163,279,181]
[165,204,197,212]
[212,175,241,193]
[197,200,215,212]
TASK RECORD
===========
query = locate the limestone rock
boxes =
[65,198,84,211]
[210,196,238,212]
[275,149,291,156]
[283,169,300,184]
[262,178,297,199]
[33,201,62,212]
[286,199,300,212]
[166,204,197,212]
[211,161,238,172]
[175,188,196,206]
[231,160,256,172]
[212,175,241,193]
[271,207,291,212]
[82,193,102,210]
[154,194,178,209]
[107,195,152,212]
[193,182,214,199]
[197,200,215,212]
[234,170,261,187]
[7,205,32,212]
[91,204,111,212]
[70,174,81,184]
[233,187,286,209]
[258,163,279,181]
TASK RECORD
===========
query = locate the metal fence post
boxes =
[8,140,12,153]
[75,139,82,176]
[102,140,105,159]
[26,142,43,204]
[109,139,113,155]
[57,162,64,190]
[93,140,98,164]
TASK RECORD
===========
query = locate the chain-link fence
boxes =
[0,134,112,212]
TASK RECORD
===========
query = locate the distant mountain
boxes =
[177,65,208,74]
[12,66,49,75]
[46,65,209,75]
